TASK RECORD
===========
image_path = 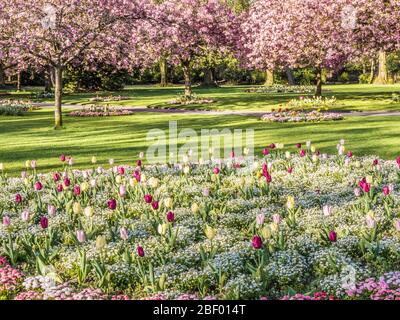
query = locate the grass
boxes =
[2,83,400,112]
[1,107,400,174]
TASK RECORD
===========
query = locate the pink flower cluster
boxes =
[0,264,24,290]
[280,292,335,300]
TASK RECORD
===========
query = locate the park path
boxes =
[32,102,400,117]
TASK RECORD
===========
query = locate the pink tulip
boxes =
[394,219,400,232]
[296,143,302,149]
[383,186,390,196]
[40,216,48,229]
[299,149,306,157]
[133,170,141,182]
[63,178,71,187]
[34,181,42,191]
[30,160,37,169]
[323,205,333,216]
[3,216,10,227]
[272,214,281,225]
[56,184,63,193]
[396,156,400,168]
[203,188,210,197]
[68,158,74,166]
[262,148,269,156]
[48,205,56,216]
[73,185,81,196]
[373,159,379,166]
[256,214,265,225]
[118,167,125,175]
[366,216,376,229]
[230,151,235,158]
[213,167,220,175]
[60,154,66,162]
[53,173,61,182]
[144,194,153,204]
[120,227,129,241]
[347,151,353,158]
[21,210,30,222]
[287,167,293,174]
[269,143,276,149]
[76,230,86,243]
[167,211,175,223]
[252,236,262,249]
[119,185,126,198]
[21,171,27,179]
[137,246,145,257]
[329,231,337,242]
[354,188,361,197]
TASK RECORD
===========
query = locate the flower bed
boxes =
[1,143,400,300]
[245,85,315,94]
[68,105,135,117]
[89,95,131,103]
[287,96,338,111]
[261,110,343,122]
[167,92,215,106]
[0,100,38,116]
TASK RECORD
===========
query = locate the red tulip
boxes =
[329,231,337,242]
[40,216,48,229]
[270,143,276,149]
[118,167,125,175]
[107,199,117,210]
[35,181,43,191]
[359,178,371,193]
[137,246,145,257]
[15,194,22,204]
[167,211,175,223]
[137,160,142,167]
[60,154,66,162]
[373,159,379,166]
[144,194,153,204]
[252,236,263,249]
[347,151,353,158]
[296,143,302,149]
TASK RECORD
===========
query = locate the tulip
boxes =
[120,227,129,241]
[329,231,337,242]
[396,156,400,168]
[115,175,122,184]
[272,214,281,225]
[270,222,279,233]
[97,167,103,174]
[21,171,27,179]
[137,246,145,257]
[34,181,43,191]
[64,178,71,187]
[157,223,167,236]
[203,188,210,197]
[373,159,379,166]
[310,146,316,153]
[107,199,117,210]
[296,143,302,149]
[68,158,74,166]
[133,170,141,183]
[269,143,276,149]
[108,159,115,165]
[90,179,97,188]
[164,197,173,209]
[137,160,142,167]
[383,186,390,196]
[56,184,63,193]
[312,155,318,163]
[21,210,30,222]
[167,211,175,223]
[256,213,265,225]
[48,205,56,216]
[73,202,82,215]
[80,181,89,192]
[287,167,293,174]
[306,141,312,147]
[262,148,269,156]
[53,173,60,182]
[252,235,262,249]
[76,230,86,243]
[394,219,400,232]
[31,160,37,169]
[144,194,153,204]
[347,151,353,158]
[40,216,48,229]
[354,187,361,197]
[73,185,81,196]
[119,185,126,198]
[261,226,271,239]
[299,149,306,157]
[366,212,376,229]
[323,205,333,216]
[213,167,220,175]
[151,201,159,210]
[286,196,295,210]
[84,206,94,218]
[204,225,216,240]
[15,194,22,204]
[91,156,97,164]
[96,235,106,250]
[60,154,66,162]
[3,216,11,227]
[148,177,159,188]
[0,163,4,171]
[191,203,199,214]
[25,160,31,168]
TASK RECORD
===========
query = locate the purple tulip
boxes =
[107,199,117,210]
[63,178,71,187]
[137,246,145,257]
[151,201,159,210]
[252,236,262,249]
[15,193,22,204]
[137,160,142,167]
[329,231,337,242]
[40,216,48,229]
[34,181,43,191]
[144,194,153,204]
[53,173,61,182]
[167,211,175,223]
[57,184,63,193]
[73,185,81,196]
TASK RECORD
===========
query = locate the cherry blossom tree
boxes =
[144,0,239,96]
[3,0,151,128]
[352,0,400,84]
[242,0,355,96]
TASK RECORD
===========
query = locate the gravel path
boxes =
[32,102,400,117]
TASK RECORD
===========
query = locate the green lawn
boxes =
[1,107,400,174]
[3,83,400,111]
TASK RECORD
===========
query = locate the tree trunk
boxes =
[159,58,168,87]
[182,63,192,96]
[286,68,295,85]
[54,66,63,129]
[45,66,53,92]
[0,65,5,88]
[373,50,388,84]
[369,59,375,84]
[16,72,21,92]
[264,69,274,86]
[201,68,218,87]
[315,67,323,97]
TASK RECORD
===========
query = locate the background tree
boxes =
[5,0,151,128]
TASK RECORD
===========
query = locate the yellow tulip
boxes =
[261,226,271,239]
[148,177,159,188]
[164,197,173,209]
[91,156,97,164]
[204,225,216,240]
[191,203,199,214]
[84,206,94,218]
[129,178,137,187]
[80,181,89,192]
[270,222,279,233]
[25,160,31,168]
[115,175,122,184]
[287,196,295,210]
[96,235,106,250]
[157,223,168,236]
[366,175,373,184]
[311,146,316,153]
[0,163,4,171]
[73,202,82,215]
